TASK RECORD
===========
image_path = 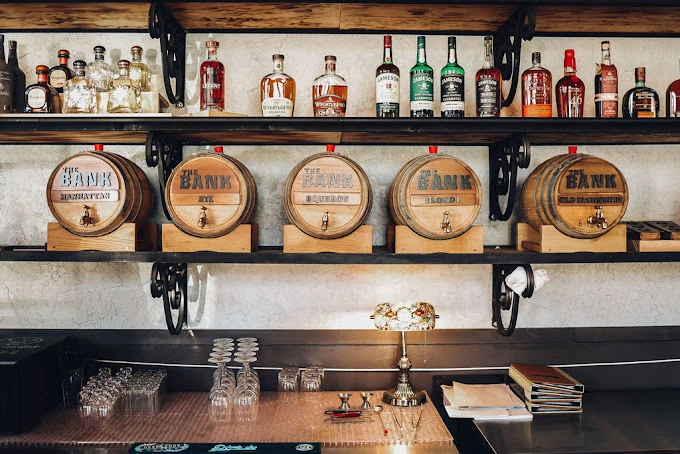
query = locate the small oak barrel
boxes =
[46,145,154,237]
[389,151,482,239]
[165,151,257,238]
[282,146,372,239]
[521,153,628,238]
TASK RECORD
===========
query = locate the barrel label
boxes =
[557,193,625,206]
[56,190,119,202]
[417,170,472,191]
[301,167,354,189]
[170,163,242,206]
[407,163,479,207]
[410,193,477,206]
[294,193,361,205]
[564,169,617,189]
[51,157,121,203]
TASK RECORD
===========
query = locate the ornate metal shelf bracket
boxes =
[489,134,531,221]
[151,262,188,335]
[493,5,536,107]
[146,132,184,220]
[149,1,186,107]
[491,264,534,337]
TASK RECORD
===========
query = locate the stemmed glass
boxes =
[209,339,236,423]
[233,338,260,425]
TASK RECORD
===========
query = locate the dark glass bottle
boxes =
[376,35,400,118]
[555,49,585,118]
[410,36,434,118]
[24,65,53,113]
[0,34,13,112]
[8,40,25,112]
[594,41,618,118]
[622,67,659,118]
[475,35,502,117]
[48,49,74,93]
[666,60,680,117]
[440,36,465,118]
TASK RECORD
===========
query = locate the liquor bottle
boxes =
[87,46,113,92]
[521,52,552,117]
[260,54,296,117]
[410,36,434,117]
[441,36,465,118]
[200,41,225,111]
[666,60,680,117]
[48,49,74,93]
[594,41,618,118]
[0,34,13,112]
[63,60,96,113]
[376,35,400,118]
[130,46,150,91]
[475,35,502,118]
[555,49,585,118]
[107,60,141,113]
[312,55,347,117]
[8,40,26,112]
[622,67,659,118]
[24,65,53,113]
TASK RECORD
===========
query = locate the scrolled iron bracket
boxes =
[148,1,186,107]
[150,262,188,335]
[493,5,536,107]
[491,264,534,337]
[146,132,184,220]
[489,134,531,221]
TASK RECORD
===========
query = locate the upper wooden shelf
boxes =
[3,1,680,36]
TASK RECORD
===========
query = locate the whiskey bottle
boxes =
[594,41,618,118]
[312,55,347,117]
[441,36,465,118]
[48,49,74,93]
[260,54,296,117]
[107,60,141,113]
[8,40,26,112]
[555,49,584,118]
[0,34,13,112]
[666,60,680,117]
[63,60,96,113]
[200,41,225,111]
[410,36,434,117]
[521,52,552,117]
[475,36,502,117]
[24,65,53,113]
[622,67,659,118]
[87,46,113,92]
[130,46,150,91]
[376,35,400,118]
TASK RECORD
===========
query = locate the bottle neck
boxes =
[448,46,457,64]
[94,53,105,62]
[325,61,336,74]
[0,38,5,63]
[483,40,493,68]
[601,49,611,65]
[417,46,426,64]
[383,45,393,64]
[74,69,86,78]
[119,68,130,78]
[272,58,284,73]
[37,73,48,84]
[635,79,646,88]
[131,53,142,63]
[8,44,17,65]
[207,48,218,61]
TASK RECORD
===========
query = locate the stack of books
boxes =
[508,363,584,414]
[441,381,533,420]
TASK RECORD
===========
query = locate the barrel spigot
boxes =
[441,211,452,234]
[587,206,608,229]
[321,210,329,232]
[198,206,208,229]
[79,205,94,227]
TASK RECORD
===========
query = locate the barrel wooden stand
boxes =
[162,224,258,253]
[47,222,158,252]
[517,223,626,253]
[387,225,483,254]
[283,225,372,254]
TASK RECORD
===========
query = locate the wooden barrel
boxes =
[521,153,628,238]
[283,152,372,239]
[165,152,257,238]
[47,151,154,237]
[389,154,482,239]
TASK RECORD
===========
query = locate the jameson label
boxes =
[441,74,464,112]
[476,77,499,117]
[410,72,434,111]
[26,88,46,109]
[261,97,293,117]
[50,69,67,88]
[376,73,400,104]
[313,94,346,117]
[594,64,618,118]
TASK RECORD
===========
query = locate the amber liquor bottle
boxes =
[260,54,296,117]
[622,67,659,118]
[200,41,225,111]
[521,51,552,117]
[376,35,400,118]
[666,60,680,117]
[475,36,502,117]
[48,49,74,93]
[8,40,26,112]
[594,41,618,118]
[24,65,53,112]
[555,49,584,118]
[312,55,347,117]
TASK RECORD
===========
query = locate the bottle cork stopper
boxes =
[568,146,577,154]
[94,144,104,151]
[326,144,336,153]
[214,146,224,153]
[429,146,438,154]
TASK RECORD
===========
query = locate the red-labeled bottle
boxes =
[200,41,225,111]
[556,49,585,118]
[594,41,618,118]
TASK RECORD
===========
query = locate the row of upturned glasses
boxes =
[78,367,132,424]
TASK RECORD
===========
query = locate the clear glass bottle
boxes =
[555,49,585,118]
[48,49,74,93]
[24,65,53,113]
[63,60,96,113]
[260,54,296,117]
[107,60,141,113]
[87,46,113,92]
[475,35,502,117]
[594,41,618,118]
[200,40,225,111]
[8,40,26,112]
[622,67,659,118]
[376,35,400,118]
[521,51,552,117]
[410,36,434,118]
[666,60,680,117]
[440,36,465,118]
[312,55,347,117]
[0,34,13,112]
[129,46,150,91]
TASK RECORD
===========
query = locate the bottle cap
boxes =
[324,55,337,61]
[94,45,106,53]
[448,36,456,47]
[94,144,104,151]
[568,146,577,154]
[635,67,646,82]
[206,41,219,48]
[384,35,392,47]
[326,144,336,153]
[9,40,17,48]
[214,146,224,153]
[272,54,284,60]
[601,40,610,49]
[118,59,131,68]
[484,35,493,43]
[73,60,87,69]
[35,65,49,74]
[58,49,70,58]
[131,45,143,53]
[532,52,541,63]
[429,146,438,154]
[564,49,576,71]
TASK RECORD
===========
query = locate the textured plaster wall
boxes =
[0,32,678,330]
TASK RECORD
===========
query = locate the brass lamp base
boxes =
[383,387,427,407]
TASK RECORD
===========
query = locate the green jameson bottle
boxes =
[441,36,465,118]
[410,36,434,117]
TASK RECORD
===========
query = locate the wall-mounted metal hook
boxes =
[491,264,534,336]
[145,132,184,220]
[489,134,531,221]
[148,1,186,107]
[150,262,188,335]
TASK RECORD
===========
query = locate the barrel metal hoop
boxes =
[492,264,534,336]
[493,4,536,107]
[148,1,186,107]
[146,132,184,220]
[489,134,531,221]
[150,262,188,335]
